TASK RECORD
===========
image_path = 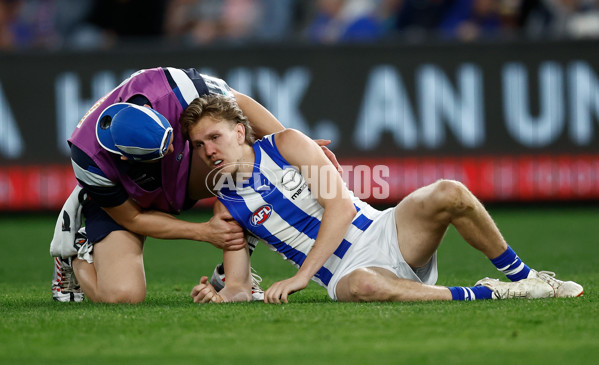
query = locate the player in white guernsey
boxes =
[183,94,584,304]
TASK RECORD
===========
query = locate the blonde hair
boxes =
[180,94,255,145]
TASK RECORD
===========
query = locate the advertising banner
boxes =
[1,41,599,210]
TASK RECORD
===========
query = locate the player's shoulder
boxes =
[272,129,318,165]
[274,129,312,149]
[70,145,111,181]
[165,67,233,98]
[70,144,99,170]
[198,73,233,97]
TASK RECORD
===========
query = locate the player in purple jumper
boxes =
[52,67,338,303]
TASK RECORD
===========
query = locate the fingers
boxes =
[264,286,279,304]
[264,283,289,304]
[320,145,343,174]
[190,277,208,297]
[222,233,246,251]
[207,215,246,250]
[281,291,289,304]
[222,220,244,238]
[313,139,331,147]
[190,276,223,303]
[221,220,245,250]
[216,210,235,221]
[264,277,307,304]
[201,290,221,303]
[210,212,242,232]
[210,237,245,251]
[223,242,246,251]
[190,283,210,302]
[217,217,243,233]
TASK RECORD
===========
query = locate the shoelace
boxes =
[57,261,80,291]
[536,270,556,278]
[535,270,560,287]
[250,268,263,291]
[62,271,79,291]
[502,289,527,299]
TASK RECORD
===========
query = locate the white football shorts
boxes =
[327,205,438,300]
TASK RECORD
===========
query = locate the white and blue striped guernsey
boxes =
[218,134,375,288]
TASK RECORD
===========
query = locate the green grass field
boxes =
[1,206,598,364]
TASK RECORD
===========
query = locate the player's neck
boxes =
[237,144,256,175]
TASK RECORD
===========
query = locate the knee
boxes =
[97,285,146,304]
[346,269,385,302]
[428,179,474,216]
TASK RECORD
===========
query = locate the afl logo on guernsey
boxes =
[250,204,272,226]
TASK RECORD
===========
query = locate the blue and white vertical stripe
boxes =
[219,135,373,288]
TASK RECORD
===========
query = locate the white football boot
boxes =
[52,256,84,302]
[475,277,554,299]
[527,269,584,298]
[249,268,265,301]
[51,228,89,302]
[209,263,226,292]
[209,264,265,301]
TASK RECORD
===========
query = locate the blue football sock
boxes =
[448,286,493,301]
[490,246,531,282]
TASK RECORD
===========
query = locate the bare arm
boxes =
[103,199,246,250]
[190,200,252,303]
[215,200,252,301]
[232,89,343,173]
[264,129,357,304]
[189,245,252,303]
[232,89,284,138]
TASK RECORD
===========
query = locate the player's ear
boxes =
[235,123,246,144]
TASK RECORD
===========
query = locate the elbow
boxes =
[322,194,356,226]
[117,218,141,235]
[112,217,148,240]
[343,199,357,221]
[333,199,357,227]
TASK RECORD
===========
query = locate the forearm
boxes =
[189,234,252,304]
[295,205,356,282]
[274,129,357,282]
[220,245,252,302]
[115,209,208,241]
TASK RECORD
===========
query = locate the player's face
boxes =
[188,116,246,175]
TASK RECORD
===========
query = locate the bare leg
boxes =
[395,179,508,268]
[72,259,99,301]
[73,230,146,303]
[336,267,451,302]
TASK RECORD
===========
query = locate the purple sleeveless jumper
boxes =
[69,68,195,214]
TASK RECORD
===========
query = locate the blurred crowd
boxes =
[1,0,599,51]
